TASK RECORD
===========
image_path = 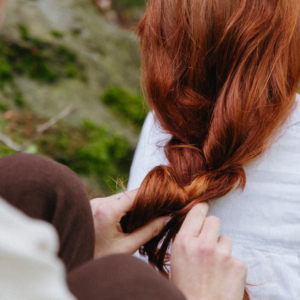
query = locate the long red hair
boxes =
[121,0,300,298]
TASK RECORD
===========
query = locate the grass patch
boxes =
[0,102,7,112]
[38,119,133,193]
[0,111,133,195]
[100,86,148,131]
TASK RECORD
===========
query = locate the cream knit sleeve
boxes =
[0,198,76,300]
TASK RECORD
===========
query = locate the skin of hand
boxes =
[90,189,171,259]
[170,203,247,300]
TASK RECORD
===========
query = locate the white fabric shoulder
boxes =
[128,112,170,190]
[0,198,76,300]
[127,94,300,299]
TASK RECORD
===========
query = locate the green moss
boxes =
[32,38,43,47]
[3,26,83,84]
[37,119,134,194]
[100,87,148,131]
[71,29,81,37]
[0,57,13,84]
[57,46,77,62]
[113,0,146,9]
[1,30,83,83]
[0,112,134,194]
[0,144,16,157]
[27,58,58,83]
[65,63,78,78]
[18,24,30,40]
[13,91,26,108]
[0,25,86,106]
[0,102,7,111]
[51,30,64,39]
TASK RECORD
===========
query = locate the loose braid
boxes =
[121,1,300,299]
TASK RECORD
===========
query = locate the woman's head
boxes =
[139,0,300,149]
[121,0,300,283]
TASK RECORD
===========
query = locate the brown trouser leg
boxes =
[67,254,186,300]
[0,153,186,300]
[0,153,95,272]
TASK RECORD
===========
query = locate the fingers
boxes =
[125,216,171,254]
[198,216,221,244]
[113,189,138,203]
[218,235,232,253]
[110,189,139,220]
[91,189,138,222]
[178,203,209,238]
[90,196,114,215]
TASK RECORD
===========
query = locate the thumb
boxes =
[126,216,171,254]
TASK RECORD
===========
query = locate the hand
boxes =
[90,189,170,259]
[170,203,247,300]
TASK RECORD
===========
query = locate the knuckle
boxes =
[199,242,215,255]
[95,206,105,217]
[90,198,104,212]
[176,236,188,249]
[95,204,115,219]
[95,205,107,216]
[217,249,231,263]
[233,259,247,275]
[174,235,192,251]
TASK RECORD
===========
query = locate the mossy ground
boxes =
[0,2,147,197]
[0,110,134,196]
[100,86,148,132]
[0,23,143,196]
[0,24,85,108]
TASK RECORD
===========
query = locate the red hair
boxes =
[121,0,300,298]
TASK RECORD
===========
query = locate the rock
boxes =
[1,0,142,146]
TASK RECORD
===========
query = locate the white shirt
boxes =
[128,94,300,300]
[0,198,76,300]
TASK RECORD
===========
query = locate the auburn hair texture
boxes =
[121,0,300,298]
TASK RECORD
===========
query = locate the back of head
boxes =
[121,0,300,288]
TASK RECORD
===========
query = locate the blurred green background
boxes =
[0,0,148,197]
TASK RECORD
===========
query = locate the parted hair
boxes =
[121,0,300,298]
